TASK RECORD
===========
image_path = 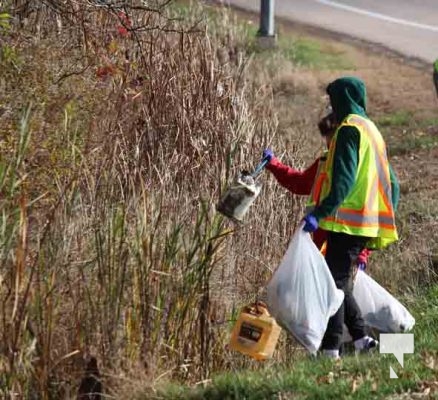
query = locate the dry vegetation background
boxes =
[0,0,437,398]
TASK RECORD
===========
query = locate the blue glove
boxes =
[303,213,318,233]
[262,148,274,163]
[357,262,367,271]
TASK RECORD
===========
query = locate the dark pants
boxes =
[321,232,369,350]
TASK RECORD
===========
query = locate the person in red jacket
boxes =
[263,113,371,270]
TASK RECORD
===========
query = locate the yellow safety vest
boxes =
[318,114,398,249]
[305,152,328,213]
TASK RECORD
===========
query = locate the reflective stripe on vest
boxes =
[318,114,398,248]
[305,153,328,214]
[347,115,394,225]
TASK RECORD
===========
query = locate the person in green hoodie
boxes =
[302,76,400,359]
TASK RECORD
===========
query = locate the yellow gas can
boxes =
[229,302,281,361]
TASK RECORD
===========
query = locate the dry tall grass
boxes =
[0,1,309,398]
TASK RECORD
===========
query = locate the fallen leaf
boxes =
[327,372,334,384]
[352,379,359,393]
[421,352,437,370]
[317,371,334,384]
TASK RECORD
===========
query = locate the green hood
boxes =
[326,77,367,122]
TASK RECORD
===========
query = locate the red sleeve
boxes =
[266,157,319,195]
[357,248,372,264]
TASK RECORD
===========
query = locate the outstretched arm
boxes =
[266,157,320,195]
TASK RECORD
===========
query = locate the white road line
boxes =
[316,0,438,32]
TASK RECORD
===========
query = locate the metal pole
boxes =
[259,0,275,37]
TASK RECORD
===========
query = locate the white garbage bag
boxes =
[266,226,344,354]
[352,270,415,333]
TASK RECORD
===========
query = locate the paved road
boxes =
[221,0,438,63]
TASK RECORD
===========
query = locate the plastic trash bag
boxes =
[353,270,415,333]
[266,226,344,354]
